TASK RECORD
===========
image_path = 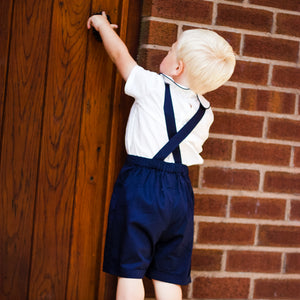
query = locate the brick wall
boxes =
[138,0,300,299]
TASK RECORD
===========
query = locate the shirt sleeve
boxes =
[124,65,164,104]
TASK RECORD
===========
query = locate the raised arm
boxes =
[87,12,137,81]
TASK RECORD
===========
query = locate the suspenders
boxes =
[161,84,182,163]
[153,83,207,163]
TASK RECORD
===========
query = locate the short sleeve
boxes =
[124,65,164,104]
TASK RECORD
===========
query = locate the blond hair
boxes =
[176,29,236,95]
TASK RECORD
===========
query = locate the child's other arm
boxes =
[87,12,137,81]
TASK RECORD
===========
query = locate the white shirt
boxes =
[124,65,214,166]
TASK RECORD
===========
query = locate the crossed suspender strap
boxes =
[162,83,182,163]
[153,83,207,163]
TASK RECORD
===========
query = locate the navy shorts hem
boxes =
[103,265,145,279]
[103,265,191,286]
[146,270,191,286]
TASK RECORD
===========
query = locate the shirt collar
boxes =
[161,73,190,90]
[160,73,211,109]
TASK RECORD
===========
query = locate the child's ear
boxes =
[175,60,184,75]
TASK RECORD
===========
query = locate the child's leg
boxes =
[152,279,182,300]
[116,277,145,300]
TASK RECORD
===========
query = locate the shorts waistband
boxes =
[126,155,189,174]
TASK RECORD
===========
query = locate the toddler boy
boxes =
[87,12,235,300]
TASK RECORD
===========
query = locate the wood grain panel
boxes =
[0,0,13,139]
[0,0,141,298]
[67,0,142,298]
[65,0,120,298]
[99,0,142,298]
[28,0,89,298]
[0,0,53,298]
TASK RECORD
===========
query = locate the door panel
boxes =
[0,0,54,298]
[0,0,141,299]
[28,0,90,298]
[66,0,121,299]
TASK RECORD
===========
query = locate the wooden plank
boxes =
[98,0,142,298]
[0,0,13,136]
[28,0,90,298]
[98,0,131,296]
[65,0,121,298]
[0,0,53,298]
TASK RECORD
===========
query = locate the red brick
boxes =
[290,200,300,221]
[194,194,227,217]
[193,277,250,299]
[182,285,189,298]
[142,0,213,24]
[140,21,178,47]
[216,4,273,32]
[192,249,223,271]
[295,147,300,167]
[230,196,286,220]
[258,225,300,247]
[138,48,166,72]
[241,89,296,114]
[264,171,300,194]
[188,165,199,187]
[286,253,300,273]
[201,138,232,161]
[235,141,291,166]
[226,250,281,272]
[272,66,300,89]
[142,0,152,16]
[205,86,237,109]
[250,0,300,11]
[277,13,300,37]
[243,35,299,62]
[231,60,269,85]
[267,118,300,142]
[216,30,241,54]
[197,222,256,245]
[203,167,260,191]
[211,112,264,137]
[254,279,300,300]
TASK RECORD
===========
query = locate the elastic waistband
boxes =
[126,155,189,174]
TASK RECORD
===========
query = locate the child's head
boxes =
[175,29,236,95]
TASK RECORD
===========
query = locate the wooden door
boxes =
[0,0,141,299]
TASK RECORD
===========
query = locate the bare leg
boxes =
[152,279,182,300]
[116,277,145,300]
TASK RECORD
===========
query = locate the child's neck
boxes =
[172,74,190,89]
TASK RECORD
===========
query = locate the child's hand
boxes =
[87,12,118,32]
[86,11,137,81]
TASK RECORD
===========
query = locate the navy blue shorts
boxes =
[103,155,194,285]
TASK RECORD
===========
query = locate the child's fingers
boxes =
[101,11,118,29]
[87,13,117,30]
[87,18,91,29]
[87,16,95,29]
